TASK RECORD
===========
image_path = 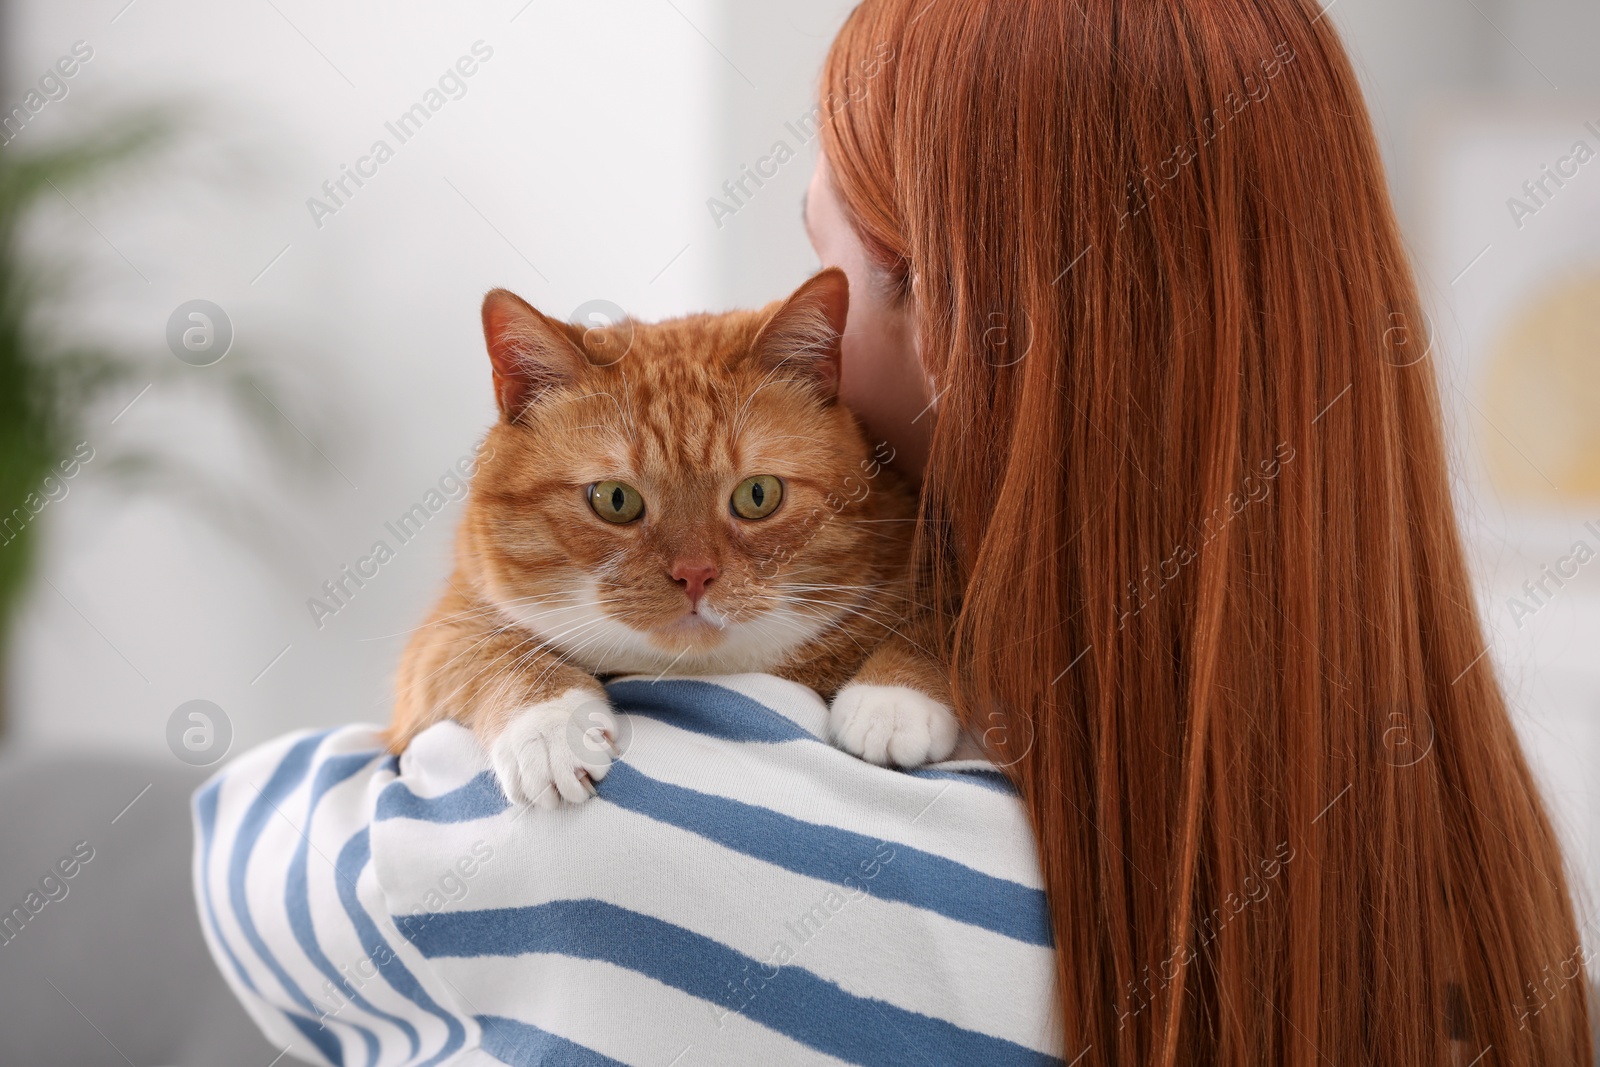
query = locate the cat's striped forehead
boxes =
[571,305,814,473]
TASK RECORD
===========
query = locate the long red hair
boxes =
[821,1,1591,1063]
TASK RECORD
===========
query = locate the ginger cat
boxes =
[388,269,960,807]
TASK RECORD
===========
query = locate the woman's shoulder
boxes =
[194,674,1065,1067]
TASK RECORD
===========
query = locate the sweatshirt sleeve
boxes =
[193,675,1063,1067]
[191,725,493,1067]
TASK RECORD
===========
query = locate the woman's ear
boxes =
[481,289,589,422]
[752,267,850,401]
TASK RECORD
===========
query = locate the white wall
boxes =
[4,0,718,758]
[703,0,856,308]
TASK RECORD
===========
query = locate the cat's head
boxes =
[462,269,910,677]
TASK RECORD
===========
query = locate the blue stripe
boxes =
[397,901,1061,1067]
[906,767,1017,795]
[376,772,506,824]
[602,761,1051,946]
[287,1012,351,1065]
[286,750,416,1066]
[193,780,260,995]
[226,730,347,1066]
[333,829,467,1065]
[476,1014,628,1066]
[605,678,817,744]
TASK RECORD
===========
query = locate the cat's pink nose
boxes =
[670,560,719,607]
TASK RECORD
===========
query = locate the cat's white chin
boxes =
[653,609,725,637]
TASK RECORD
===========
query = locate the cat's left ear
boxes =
[481,289,590,423]
[752,267,849,401]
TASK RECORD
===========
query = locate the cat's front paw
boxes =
[829,684,960,768]
[487,688,618,809]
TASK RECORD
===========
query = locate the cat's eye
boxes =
[588,481,645,524]
[730,475,783,520]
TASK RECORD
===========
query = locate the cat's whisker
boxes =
[774,594,916,645]
[767,589,869,607]
[445,617,615,713]
[364,625,524,719]
[407,592,589,635]
[648,646,693,684]
[432,604,616,706]
[422,627,524,685]
[779,602,875,656]
[620,370,639,436]
[485,601,609,631]
[473,650,546,706]
[430,643,537,718]
[526,622,633,691]
[729,364,809,439]
[367,601,522,640]
[754,433,827,447]
[528,614,619,656]
[569,388,634,437]
[778,582,920,601]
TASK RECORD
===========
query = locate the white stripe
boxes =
[305,769,443,1059]
[208,739,313,1021]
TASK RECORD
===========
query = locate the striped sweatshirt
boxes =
[192,672,1064,1066]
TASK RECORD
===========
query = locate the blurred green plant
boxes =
[0,114,318,734]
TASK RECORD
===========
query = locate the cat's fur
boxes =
[388,269,960,807]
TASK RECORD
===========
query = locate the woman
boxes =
[197,0,1592,1064]
[813,0,1590,1062]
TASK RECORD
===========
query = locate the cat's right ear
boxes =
[752,267,850,401]
[481,289,588,422]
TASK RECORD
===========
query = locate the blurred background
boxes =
[0,0,1595,1062]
